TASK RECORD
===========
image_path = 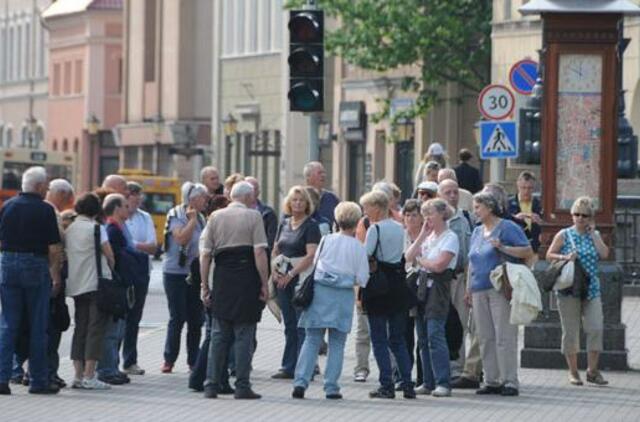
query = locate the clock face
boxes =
[558,54,602,93]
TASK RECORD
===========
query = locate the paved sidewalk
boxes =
[2,297,640,422]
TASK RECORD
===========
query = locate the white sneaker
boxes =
[123,364,145,375]
[71,378,83,389]
[415,385,432,395]
[82,376,111,390]
[353,371,368,382]
[432,386,451,397]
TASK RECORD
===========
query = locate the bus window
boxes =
[2,162,72,190]
[142,193,176,215]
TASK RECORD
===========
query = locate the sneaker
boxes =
[451,376,480,389]
[98,374,126,385]
[271,370,294,380]
[71,379,83,389]
[28,383,60,395]
[586,370,608,386]
[476,385,503,395]
[52,375,67,389]
[415,385,432,395]
[432,386,451,397]
[117,372,131,384]
[326,392,343,400]
[203,384,218,399]
[161,362,173,374]
[403,386,416,399]
[234,388,262,399]
[124,364,145,376]
[501,386,519,396]
[568,372,583,386]
[369,387,395,399]
[354,371,368,383]
[0,383,11,395]
[82,376,111,390]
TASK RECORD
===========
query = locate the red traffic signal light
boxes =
[289,11,323,43]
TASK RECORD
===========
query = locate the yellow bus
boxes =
[118,169,181,247]
[0,148,76,206]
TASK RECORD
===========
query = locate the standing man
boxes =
[0,167,62,395]
[200,182,269,400]
[123,182,157,376]
[44,179,75,388]
[438,168,474,215]
[437,179,472,378]
[454,149,483,194]
[201,166,227,216]
[509,171,543,254]
[245,176,278,255]
[304,161,340,225]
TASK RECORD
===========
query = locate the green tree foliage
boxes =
[287,0,492,122]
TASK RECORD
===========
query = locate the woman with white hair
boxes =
[291,202,369,400]
[161,182,208,373]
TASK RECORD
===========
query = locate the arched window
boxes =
[52,139,58,151]
[5,127,13,148]
[73,138,79,153]
[62,138,68,152]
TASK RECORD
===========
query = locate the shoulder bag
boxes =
[94,224,131,319]
[292,237,326,309]
[363,224,391,299]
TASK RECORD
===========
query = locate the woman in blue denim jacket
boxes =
[291,202,369,400]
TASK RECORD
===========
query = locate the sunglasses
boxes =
[572,213,590,218]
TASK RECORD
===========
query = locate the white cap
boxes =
[427,142,444,156]
[417,181,438,192]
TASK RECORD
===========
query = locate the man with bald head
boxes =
[303,161,339,225]
[437,169,473,214]
[438,179,472,380]
[102,175,129,196]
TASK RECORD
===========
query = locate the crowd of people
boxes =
[0,144,611,400]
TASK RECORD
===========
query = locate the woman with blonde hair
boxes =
[271,186,321,379]
[546,196,609,386]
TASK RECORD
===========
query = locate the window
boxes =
[52,63,61,96]
[24,22,31,79]
[222,1,282,57]
[272,0,283,51]
[144,0,156,82]
[0,28,5,82]
[52,139,58,151]
[74,60,83,93]
[259,0,271,52]
[7,27,13,80]
[222,0,235,56]
[5,127,12,148]
[16,26,21,80]
[73,138,79,153]
[235,0,245,54]
[247,0,258,53]
[62,138,68,152]
[63,61,72,95]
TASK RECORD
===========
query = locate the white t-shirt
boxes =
[315,233,370,287]
[65,216,111,297]
[420,229,459,272]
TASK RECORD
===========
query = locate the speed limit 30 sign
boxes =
[477,84,515,121]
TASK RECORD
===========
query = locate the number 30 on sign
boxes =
[477,84,515,121]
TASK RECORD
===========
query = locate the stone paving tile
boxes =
[2,298,639,422]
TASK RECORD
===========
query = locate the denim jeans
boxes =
[368,311,413,391]
[276,281,305,375]
[163,273,204,367]
[123,276,149,368]
[416,316,451,389]
[294,328,347,395]
[0,253,51,389]
[97,317,125,377]
[189,311,231,390]
[205,317,256,391]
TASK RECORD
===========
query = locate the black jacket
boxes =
[454,162,483,194]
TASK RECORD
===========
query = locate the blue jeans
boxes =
[163,273,204,366]
[189,311,231,390]
[205,318,256,391]
[0,253,51,389]
[276,281,305,375]
[97,318,125,377]
[416,316,451,389]
[368,311,413,390]
[123,277,149,368]
[294,328,347,395]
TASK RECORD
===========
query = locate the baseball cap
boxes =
[427,142,444,156]
[417,181,439,192]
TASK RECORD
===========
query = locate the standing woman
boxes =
[360,191,415,399]
[291,202,369,399]
[65,193,114,390]
[405,199,459,398]
[161,182,208,373]
[546,196,609,386]
[467,192,532,397]
[271,186,320,379]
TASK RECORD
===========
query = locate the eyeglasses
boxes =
[572,213,590,218]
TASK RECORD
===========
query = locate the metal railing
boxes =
[615,207,640,286]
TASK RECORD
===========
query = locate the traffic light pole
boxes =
[308,113,320,161]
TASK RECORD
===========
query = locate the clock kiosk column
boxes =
[517,2,640,371]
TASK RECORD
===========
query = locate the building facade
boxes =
[0,0,49,149]
[116,0,212,183]
[43,0,123,192]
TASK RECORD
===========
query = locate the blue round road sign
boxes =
[509,59,538,95]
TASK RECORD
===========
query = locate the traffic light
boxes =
[288,10,324,112]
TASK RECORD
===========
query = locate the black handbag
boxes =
[363,225,390,299]
[540,260,568,292]
[292,237,326,309]
[94,224,130,319]
[50,295,71,332]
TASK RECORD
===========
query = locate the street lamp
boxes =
[86,114,101,188]
[395,118,414,142]
[222,113,238,137]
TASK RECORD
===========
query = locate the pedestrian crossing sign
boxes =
[479,121,518,159]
